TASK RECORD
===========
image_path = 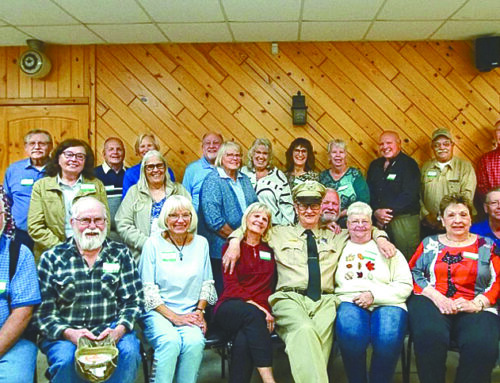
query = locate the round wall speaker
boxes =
[19,49,52,79]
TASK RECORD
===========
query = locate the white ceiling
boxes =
[0,0,498,46]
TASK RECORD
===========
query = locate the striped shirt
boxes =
[35,238,144,340]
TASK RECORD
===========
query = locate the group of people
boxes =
[0,119,499,383]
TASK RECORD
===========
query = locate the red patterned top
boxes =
[477,147,500,196]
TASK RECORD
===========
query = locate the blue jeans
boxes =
[40,331,140,383]
[335,302,407,383]
[0,338,37,382]
[142,310,205,383]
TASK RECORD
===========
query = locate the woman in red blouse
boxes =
[214,202,276,383]
[408,193,500,383]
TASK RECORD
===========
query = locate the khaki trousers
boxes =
[269,291,338,383]
[387,213,420,260]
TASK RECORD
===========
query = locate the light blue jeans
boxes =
[142,310,205,383]
[335,302,408,383]
[0,338,37,382]
[40,331,140,383]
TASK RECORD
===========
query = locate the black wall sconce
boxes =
[291,91,308,126]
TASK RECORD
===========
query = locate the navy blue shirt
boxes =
[94,163,126,196]
[367,151,420,215]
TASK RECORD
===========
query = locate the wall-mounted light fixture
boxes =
[291,91,307,126]
[19,39,51,79]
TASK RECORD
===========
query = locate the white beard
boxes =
[74,227,106,250]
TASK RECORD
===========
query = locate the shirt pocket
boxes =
[101,273,120,300]
[448,180,460,193]
[277,242,304,266]
[53,275,76,305]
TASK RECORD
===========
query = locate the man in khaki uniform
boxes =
[421,128,476,236]
[224,181,392,383]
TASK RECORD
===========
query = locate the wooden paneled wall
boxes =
[1,42,499,181]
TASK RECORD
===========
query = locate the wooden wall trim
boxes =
[0,97,89,106]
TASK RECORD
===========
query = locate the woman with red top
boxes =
[408,193,500,383]
[214,202,276,383]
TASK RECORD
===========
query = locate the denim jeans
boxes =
[0,338,37,382]
[335,302,408,383]
[142,310,205,383]
[40,331,140,383]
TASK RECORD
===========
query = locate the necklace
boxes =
[445,233,471,246]
[165,231,188,261]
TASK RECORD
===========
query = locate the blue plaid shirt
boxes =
[35,238,144,340]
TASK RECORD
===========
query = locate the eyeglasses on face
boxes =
[62,151,86,161]
[224,153,241,159]
[145,163,166,172]
[26,141,50,148]
[167,213,192,221]
[74,217,106,226]
[297,203,321,212]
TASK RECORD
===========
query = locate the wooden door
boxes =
[0,104,89,179]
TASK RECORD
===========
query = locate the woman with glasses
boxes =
[198,141,258,293]
[285,138,318,190]
[139,195,216,383]
[116,150,189,259]
[28,138,109,259]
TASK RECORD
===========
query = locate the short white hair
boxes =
[157,195,198,233]
[71,196,107,219]
[347,201,372,219]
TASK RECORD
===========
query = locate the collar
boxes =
[57,174,83,187]
[23,158,47,171]
[431,157,454,169]
[217,167,243,180]
[102,161,125,174]
[201,156,215,169]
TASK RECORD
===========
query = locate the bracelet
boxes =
[195,307,205,314]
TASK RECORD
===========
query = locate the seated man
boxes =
[224,181,393,383]
[35,196,144,383]
[471,187,500,247]
[0,186,41,382]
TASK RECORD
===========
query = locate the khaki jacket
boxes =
[28,176,110,260]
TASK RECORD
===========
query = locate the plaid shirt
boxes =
[477,147,500,195]
[35,238,144,340]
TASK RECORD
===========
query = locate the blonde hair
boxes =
[215,141,242,168]
[158,195,198,233]
[134,133,159,155]
[327,139,346,152]
[246,138,274,171]
[240,202,272,242]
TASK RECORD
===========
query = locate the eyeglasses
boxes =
[167,213,192,221]
[297,203,321,212]
[74,217,106,226]
[225,153,241,159]
[62,151,86,161]
[293,148,308,154]
[145,163,165,172]
[26,141,50,148]
[348,219,371,226]
[432,141,453,148]
[487,201,500,208]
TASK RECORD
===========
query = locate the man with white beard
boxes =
[320,188,341,227]
[35,196,144,383]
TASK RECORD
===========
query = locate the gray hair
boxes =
[71,196,107,219]
[24,129,53,145]
[215,141,242,168]
[327,139,347,153]
[157,195,198,233]
[246,138,274,171]
[347,201,373,219]
[137,150,170,191]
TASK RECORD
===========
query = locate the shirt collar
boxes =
[201,156,215,169]
[102,161,125,174]
[24,158,47,171]
[57,174,83,187]
[217,167,243,180]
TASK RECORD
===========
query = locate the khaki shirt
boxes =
[231,225,386,293]
[420,157,476,218]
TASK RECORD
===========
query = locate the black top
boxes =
[366,151,420,215]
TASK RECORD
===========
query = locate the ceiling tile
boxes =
[223,0,301,22]
[378,0,465,20]
[432,20,500,40]
[88,24,166,44]
[367,21,442,40]
[301,21,370,41]
[303,0,384,21]
[159,23,232,42]
[453,0,500,20]
[53,0,149,23]
[230,22,298,42]
[0,0,78,25]
[0,27,32,46]
[139,0,224,22]
[18,25,105,44]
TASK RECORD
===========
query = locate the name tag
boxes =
[386,174,397,181]
[103,262,120,273]
[337,185,348,192]
[81,183,96,192]
[427,170,438,178]
[259,251,272,261]
[161,251,178,262]
[105,185,115,192]
[463,251,478,260]
[0,281,6,293]
[21,178,34,186]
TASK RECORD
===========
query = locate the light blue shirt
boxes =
[139,234,213,314]
[3,158,46,231]
[216,167,247,213]
[182,157,215,212]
